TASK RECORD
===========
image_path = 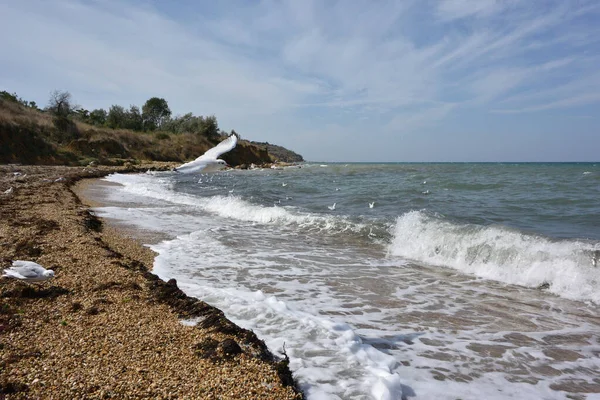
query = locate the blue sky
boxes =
[1,0,599,162]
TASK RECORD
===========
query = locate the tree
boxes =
[74,108,90,122]
[142,97,171,131]
[0,91,28,107]
[0,91,20,103]
[107,105,126,129]
[0,91,38,109]
[124,105,143,131]
[47,90,75,118]
[89,109,108,126]
[161,112,193,133]
[46,90,79,142]
[200,115,219,138]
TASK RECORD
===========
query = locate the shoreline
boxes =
[0,164,302,399]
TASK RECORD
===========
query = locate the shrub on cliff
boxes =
[1,89,304,166]
[46,90,81,143]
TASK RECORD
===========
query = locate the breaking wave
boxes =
[388,211,600,303]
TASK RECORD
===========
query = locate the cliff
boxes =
[0,98,302,167]
[250,141,304,163]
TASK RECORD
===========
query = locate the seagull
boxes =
[174,134,238,174]
[2,260,55,283]
[328,203,336,210]
[369,202,375,208]
[282,182,287,187]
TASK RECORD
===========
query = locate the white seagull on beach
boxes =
[174,134,238,174]
[2,260,55,282]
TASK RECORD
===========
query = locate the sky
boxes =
[1,0,599,162]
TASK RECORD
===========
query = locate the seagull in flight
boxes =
[174,134,238,174]
[328,203,336,210]
[369,202,375,208]
[3,260,55,282]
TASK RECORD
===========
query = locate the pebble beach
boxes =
[0,164,302,399]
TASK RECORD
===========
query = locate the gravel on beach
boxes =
[0,164,302,399]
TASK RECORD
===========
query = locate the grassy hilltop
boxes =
[0,91,303,167]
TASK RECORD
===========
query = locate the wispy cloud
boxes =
[0,0,598,160]
[386,103,457,133]
[436,0,504,21]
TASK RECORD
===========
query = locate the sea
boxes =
[88,162,600,400]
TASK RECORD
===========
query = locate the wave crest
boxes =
[388,211,600,303]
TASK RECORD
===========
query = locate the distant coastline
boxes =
[0,90,303,167]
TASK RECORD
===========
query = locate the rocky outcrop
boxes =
[250,141,304,163]
[221,140,273,167]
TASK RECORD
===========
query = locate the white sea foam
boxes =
[150,233,405,399]
[96,172,600,399]
[388,210,600,303]
[103,173,366,234]
[144,219,600,400]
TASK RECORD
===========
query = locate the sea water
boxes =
[90,163,600,400]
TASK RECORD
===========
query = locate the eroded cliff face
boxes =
[0,121,64,165]
[1,99,302,167]
[249,141,304,163]
[221,140,273,167]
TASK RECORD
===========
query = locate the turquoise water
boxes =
[94,162,600,400]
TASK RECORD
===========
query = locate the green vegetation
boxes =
[252,141,304,163]
[141,97,171,131]
[0,89,303,166]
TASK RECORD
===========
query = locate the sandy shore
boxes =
[0,164,302,399]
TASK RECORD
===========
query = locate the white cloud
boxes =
[468,58,574,104]
[386,103,457,133]
[436,0,503,21]
[493,64,600,113]
[0,0,598,160]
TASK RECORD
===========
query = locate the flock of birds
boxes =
[2,137,241,286]
[325,201,373,211]
[172,134,381,212]
[1,135,435,286]
[277,184,376,211]
[3,134,376,285]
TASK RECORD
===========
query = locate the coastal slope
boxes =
[0,96,303,168]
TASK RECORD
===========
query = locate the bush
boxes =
[52,116,80,143]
